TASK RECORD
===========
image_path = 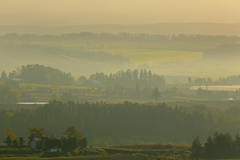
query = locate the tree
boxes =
[0,86,21,104]
[191,136,203,158]
[212,132,233,158]
[61,136,78,151]
[233,134,240,156]
[4,136,12,147]
[79,137,88,149]
[8,70,18,78]
[152,87,161,103]
[4,128,17,147]
[194,78,206,85]
[45,137,61,150]
[78,76,87,84]
[19,137,25,148]
[27,127,46,143]
[204,136,214,158]
[12,138,18,147]
[51,82,60,94]
[64,126,83,140]
[5,127,16,140]
[188,77,192,84]
[207,77,213,84]
[1,71,8,80]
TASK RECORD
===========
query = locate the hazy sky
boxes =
[1,0,240,25]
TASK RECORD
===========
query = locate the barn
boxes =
[31,137,48,149]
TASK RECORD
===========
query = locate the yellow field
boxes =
[19,83,89,90]
[110,49,202,66]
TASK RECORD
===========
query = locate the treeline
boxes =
[0,100,230,146]
[83,69,165,87]
[0,32,239,43]
[192,132,240,158]
[217,75,240,84]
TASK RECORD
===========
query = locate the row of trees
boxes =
[79,69,165,87]
[1,32,239,43]
[192,132,240,158]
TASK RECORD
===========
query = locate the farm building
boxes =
[31,137,48,149]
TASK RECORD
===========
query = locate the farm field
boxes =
[190,85,240,92]
[84,42,203,66]
[165,101,240,110]
[32,40,204,66]
[19,83,89,90]
[103,49,202,66]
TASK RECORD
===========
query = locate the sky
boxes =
[1,0,240,25]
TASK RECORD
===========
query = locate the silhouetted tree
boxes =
[152,87,161,103]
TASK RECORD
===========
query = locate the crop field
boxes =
[85,42,203,66]
[32,41,203,66]
[19,83,89,90]
[110,49,202,66]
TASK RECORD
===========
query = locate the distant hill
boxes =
[1,23,240,35]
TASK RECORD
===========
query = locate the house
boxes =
[31,137,48,149]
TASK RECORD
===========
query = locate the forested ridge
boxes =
[2,101,240,146]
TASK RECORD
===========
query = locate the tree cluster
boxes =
[0,85,21,104]
[80,69,165,88]
[3,126,87,151]
[19,64,73,85]
[192,132,240,158]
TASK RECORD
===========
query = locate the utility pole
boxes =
[206,80,208,101]
[48,70,51,86]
